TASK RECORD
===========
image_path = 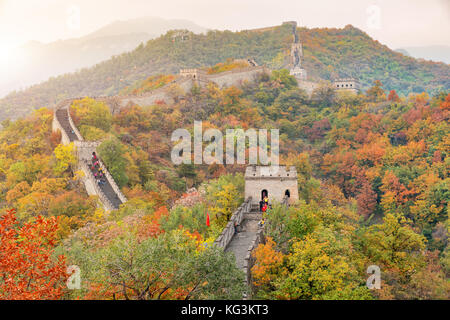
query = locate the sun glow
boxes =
[0,43,23,71]
[0,44,14,69]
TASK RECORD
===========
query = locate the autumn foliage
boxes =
[0,209,67,300]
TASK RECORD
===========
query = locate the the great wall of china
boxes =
[52,101,127,211]
[52,95,291,298]
[52,99,284,297]
[50,21,327,297]
[51,20,359,118]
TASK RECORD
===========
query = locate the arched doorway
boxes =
[261,189,268,201]
[260,189,268,212]
[285,189,290,198]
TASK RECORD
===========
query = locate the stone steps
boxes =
[85,160,123,209]
[54,105,124,210]
[55,108,79,142]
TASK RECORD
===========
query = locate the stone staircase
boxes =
[55,108,79,142]
[82,160,123,210]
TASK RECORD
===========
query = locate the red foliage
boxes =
[305,118,331,142]
[0,209,67,300]
[388,90,400,102]
[432,150,443,163]
[356,180,378,218]
[440,93,450,111]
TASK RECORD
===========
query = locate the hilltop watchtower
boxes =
[333,78,360,94]
[245,166,298,205]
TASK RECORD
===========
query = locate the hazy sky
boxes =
[0,0,449,51]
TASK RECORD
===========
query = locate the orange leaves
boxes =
[0,209,67,300]
[136,207,168,241]
[129,74,176,95]
[439,93,450,111]
[207,59,249,74]
[251,237,285,287]
[6,181,31,203]
[356,136,387,167]
[219,86,244,115]
[380,171,415,206]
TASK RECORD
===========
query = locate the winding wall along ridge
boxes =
[52,101,127,211]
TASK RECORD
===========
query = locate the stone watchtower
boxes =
[333,78,360,94]
[245,166,298,205]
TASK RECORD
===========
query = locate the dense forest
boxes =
[0,23,449,122]
[0,66,448,299]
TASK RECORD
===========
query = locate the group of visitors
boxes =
[258,195,270,228]
[259,195,269,213]
[91,152,106,186]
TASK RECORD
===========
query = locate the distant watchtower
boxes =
[333,78,360,94]
[245,166,298,205]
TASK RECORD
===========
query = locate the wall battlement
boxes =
[52,100,126,211]
[333,78,360,93]
[245,166,298,205]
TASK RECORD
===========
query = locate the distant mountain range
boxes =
[0,23,448,122]
[0,17,207,98]
[395,45,450,64]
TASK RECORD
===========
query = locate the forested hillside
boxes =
[0,68,448,299]
[1,23,449,122]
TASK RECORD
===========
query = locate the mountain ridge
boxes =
[0,17,207,99]
[0,23,448,122]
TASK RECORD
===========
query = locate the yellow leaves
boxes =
[380,190,397,214]
[30,177,66,194]
[5,143,19,158]
[71,98,112,132]
[6,154,52,188]
[209,183,240,227]
[91,208,106,224]
[411,172,440,197]
[365,166,381,183]
[16,191,54,219]
[365,213,426,275]
[74,170,85,181]
[278,235,351,299]
[53,143,76,176]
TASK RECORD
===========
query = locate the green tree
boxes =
[97,137,129,187]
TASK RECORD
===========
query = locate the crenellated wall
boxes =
[52,112,71,145]
[78,159,116,211]
[180,66,269,89]
[213,198,252,249]
[243,228,265,288]
[52,100,126,211]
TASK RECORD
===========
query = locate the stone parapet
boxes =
[213,197,252,249]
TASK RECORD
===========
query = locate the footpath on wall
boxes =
[52,101,127,211]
